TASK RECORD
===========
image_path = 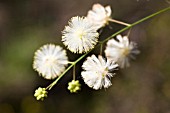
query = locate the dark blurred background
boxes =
[0,0,170,113]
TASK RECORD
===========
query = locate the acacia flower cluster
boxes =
[32,3,169,101]
[68,80,81,93]
[33,44,68,79]
[34,87,48,101]
[105,35,140,68]
[62,16,99,53]
[87,3,130,29]
[82,55,118,90]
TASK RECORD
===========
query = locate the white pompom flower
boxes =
[62,16,99,54]
[81,55,118,90]
[87,3,130,29]
[87,3,112,29]
[105,35,140,68]
[33,44,68,79]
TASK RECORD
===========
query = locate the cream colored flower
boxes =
[81,55,118,90]
[33,44,68,79]
[87,3,111,29]
[87,3,130,29]
[105,35,140,68]
[62,16,99,54]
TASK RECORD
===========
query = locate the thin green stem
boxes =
[108,18,130,26]
[100,44,103,55]
[127,28,132,38]
[67,61,74,64]
[73,65,76,80]
[46,6,170,90]
[101,6,170,43]
[46,51,91,90]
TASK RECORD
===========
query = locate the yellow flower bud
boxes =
[68,80,81,93]
[34,87,48,101]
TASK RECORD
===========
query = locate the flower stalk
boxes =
[108,18,130,26]
[46,6,170,90]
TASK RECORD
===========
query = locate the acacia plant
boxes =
[32,3,170,101]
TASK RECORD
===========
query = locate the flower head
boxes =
[68,80,81,93]
[105,35,140,68]
[34,87,48,101]
[81,55,118,90]
[87,3,112,29]
[33,44,68,79]
[62,16,99,54]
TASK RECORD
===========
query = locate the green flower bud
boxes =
[68,80,81,93]
[34,87,48,101]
